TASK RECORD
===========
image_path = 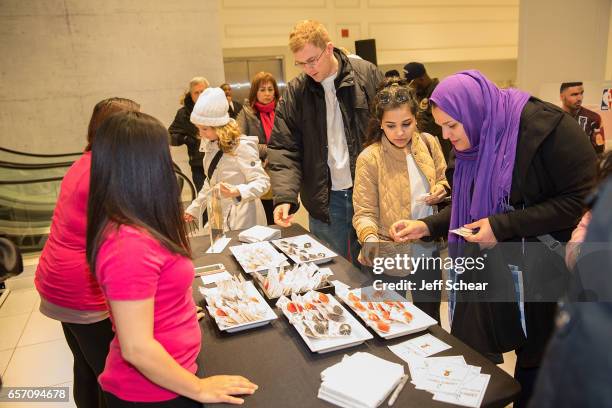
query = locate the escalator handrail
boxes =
[0,146,82,158]
[0,160,75,170]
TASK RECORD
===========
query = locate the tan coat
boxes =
[352,132,449,243]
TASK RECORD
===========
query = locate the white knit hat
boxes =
[190,87,230,127]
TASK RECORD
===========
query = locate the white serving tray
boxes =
[277,292,373,353]
[229,241,288,274]
[272,234,337,265]
[202,281,277,333]
[337,287,438,340]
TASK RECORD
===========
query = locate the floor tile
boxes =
[0,289,39,318]
[499,351,517,377]
[2,339,73,388]
[0,349,13,376]
[0,314,30,351]
[18,311,64,347]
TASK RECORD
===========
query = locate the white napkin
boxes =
[319,352,404,408]
[238,225,281,243]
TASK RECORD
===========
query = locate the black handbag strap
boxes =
[206,150,223,180]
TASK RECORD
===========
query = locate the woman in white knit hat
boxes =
[184,87,270,231]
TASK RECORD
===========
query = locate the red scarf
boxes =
[254,101,276,142]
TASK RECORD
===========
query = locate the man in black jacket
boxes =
[169,77,208,192]
[268,20,383,266]
[403,62,452,161]
[221,83,243,119]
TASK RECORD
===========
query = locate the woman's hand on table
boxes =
[389,220,430,242]
[196,375,258,404]
[274,204,294,227]
[425,184,447,205]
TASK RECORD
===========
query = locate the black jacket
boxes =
[422,98,597,366]
[529,178,612,408]
[268,49,383,222]
[236,105,269,160]
[229,100,243,119]
[168,94,204,169]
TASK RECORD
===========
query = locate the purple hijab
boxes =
[429,70,530,248]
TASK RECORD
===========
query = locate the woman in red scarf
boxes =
[237,71,281,224]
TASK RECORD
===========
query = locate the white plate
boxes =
[229,241,288,274]
[277,292,373,353]
[272,234,338,264]
[202,281,277,332]
[338,288,438,339]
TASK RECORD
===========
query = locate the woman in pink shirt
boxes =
[35,98,140,408]
[87,111,257,407]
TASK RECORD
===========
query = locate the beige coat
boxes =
[185,136,270,231]
[352,132,449,243]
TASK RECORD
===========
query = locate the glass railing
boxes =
[0,148,196,254]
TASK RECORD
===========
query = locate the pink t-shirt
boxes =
[96,225,201,402]
[35,152,107,311]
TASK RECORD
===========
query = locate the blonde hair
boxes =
[180,76,209,105]
[214,119,241,153]
[288,20,331,53]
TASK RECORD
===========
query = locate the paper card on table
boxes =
[206,236,231,254]
[416,361,470,394]
[200,271,232,285]
[433,373,491,408]
[401,333,451,357]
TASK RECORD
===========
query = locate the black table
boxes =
[192,225,520,407]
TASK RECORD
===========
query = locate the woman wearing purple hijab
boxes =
[388,70,596,406]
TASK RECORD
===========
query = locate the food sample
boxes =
[252,263,333,298]
[202,276,271,329]
[272,235,337,264]
[277,291,352,339]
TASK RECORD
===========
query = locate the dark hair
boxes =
[364,78,419,147]
[384,69,400,78]
[85,98,140,151]
[86,111,191,274]
[248,72,280,108]
[220,83,230,90]
[560,82,583,93]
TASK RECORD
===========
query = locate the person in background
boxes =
[220,83,243,119]
[560,81,606,155]
[236,71,281,224]
[184,88,270,231]
[169,77,209,192]
[353,78,448,321]
[528,175,612,408]
[384,69,400,78]
[35,97,140,408]
[268,20,383,266]
[87,111,258,407]
[403,62,452,162]
[389,70,596,406]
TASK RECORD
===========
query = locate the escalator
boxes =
[0,147,196,254]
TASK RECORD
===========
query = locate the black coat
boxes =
[168,94,204,169]
[267,49,383,222]
[229,100,243,119]
[529,178,612,407]
[422,98,597,367]
[236,105,268,160]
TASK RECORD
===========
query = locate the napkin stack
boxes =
[238,225,281,243]
[318,352,405,408]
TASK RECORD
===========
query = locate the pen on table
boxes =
[388,374,410,406]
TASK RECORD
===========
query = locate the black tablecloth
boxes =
[192,225,520,407]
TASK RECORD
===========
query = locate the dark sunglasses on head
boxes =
[378,87,411,105]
